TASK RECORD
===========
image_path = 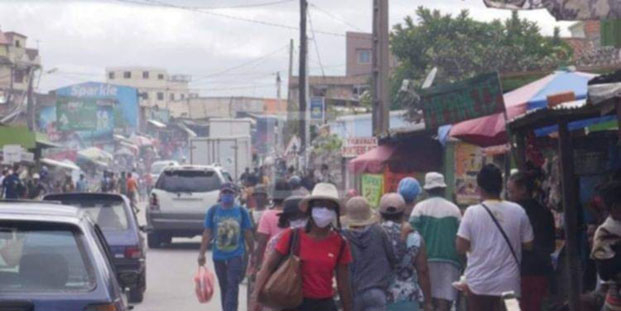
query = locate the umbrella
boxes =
[449,71,596,147]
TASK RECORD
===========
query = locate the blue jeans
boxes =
[214,256,243,311]
[354,288,387,311]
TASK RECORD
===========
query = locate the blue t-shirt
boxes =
[204,204,252,260]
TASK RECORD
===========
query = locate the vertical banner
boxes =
[361,173,384,208]
[310,97,325,123]
[454,142,485,205]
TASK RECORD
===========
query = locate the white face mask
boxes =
[290,218,308,229]
[311,207,336,228]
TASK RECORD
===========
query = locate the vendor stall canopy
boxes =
[483,0,621,20]
[348,139,442,174]
[449,70,596,147]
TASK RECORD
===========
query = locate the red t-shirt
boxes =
[275,228,352,299]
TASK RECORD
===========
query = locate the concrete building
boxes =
[168,96,277,119]
[0,30,40,115]
[105,67,198,109]
[345,32,398,78]
[563,20,621,69]
[289,75,370,108]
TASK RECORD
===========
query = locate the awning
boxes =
[130,135,153,147]
[35,132,61,149]
[449,71,596,147]
[348,140,443,174]
[78,147,113,163]
[41,158,80,171]
[482,0,621,20]
[0,126,35,149]
[148,119,167,129]
[178,122,197,137]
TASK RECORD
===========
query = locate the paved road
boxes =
[133,204,248,311]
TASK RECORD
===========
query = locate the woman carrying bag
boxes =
[252,183,354,311]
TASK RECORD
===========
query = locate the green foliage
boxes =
[390,7,573,110]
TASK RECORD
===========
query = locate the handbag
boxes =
[259,228,303,309]
[481,203,520,269]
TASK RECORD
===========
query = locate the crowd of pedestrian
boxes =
[194,162,621,311]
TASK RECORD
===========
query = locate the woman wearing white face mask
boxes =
[252,183,354,311]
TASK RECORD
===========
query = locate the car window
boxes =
[55,200,129,231]
[155,170,221,193]
[151,162,175,175]
[0,221,96,293]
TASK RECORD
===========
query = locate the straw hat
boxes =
[342,196,378,227]
[299,183,342,213]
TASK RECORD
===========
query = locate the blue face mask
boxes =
[221,193,235,206]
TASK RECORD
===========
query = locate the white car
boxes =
[146,165,232,248]
[149,160,179,183]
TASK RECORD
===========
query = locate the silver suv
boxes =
[146,165,232,248]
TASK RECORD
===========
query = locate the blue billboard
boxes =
[54,82,139,133]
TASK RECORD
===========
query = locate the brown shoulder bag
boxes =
[259,228,303,309]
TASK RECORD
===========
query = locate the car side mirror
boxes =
[139,225,148,233]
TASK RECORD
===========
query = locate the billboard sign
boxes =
[310,97,325,122]
[421,72,505,130]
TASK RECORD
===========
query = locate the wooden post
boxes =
[515,131,527,171]
[558,119,582,311]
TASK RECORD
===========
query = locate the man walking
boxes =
[198,183,254,311]
[27,174,47,199]
[456,164,534,311]
[410,173,461,311]
[507,172,555,311]
[3,164,23,199]
[342,196,395,311]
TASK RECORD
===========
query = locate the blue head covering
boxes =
[398,177,421,204]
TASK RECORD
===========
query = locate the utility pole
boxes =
[298,0,308,154]
[285,39,294,142]
[276,72,282,107]
[372,0,390,136]
[26,66,36,131]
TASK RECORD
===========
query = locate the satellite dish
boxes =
[421,67,438,89]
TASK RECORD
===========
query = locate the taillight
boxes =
[85,304,118,311]
[150,193,159,211]
[124,246,142,259]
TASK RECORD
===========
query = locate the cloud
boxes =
[0,0,571,97]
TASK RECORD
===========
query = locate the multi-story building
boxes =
[0,30,40,115]
[105,67,198,109]
[345,31,398,78]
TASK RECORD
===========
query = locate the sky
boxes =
[0,0,574,98]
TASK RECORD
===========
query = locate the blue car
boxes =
[44,193,147,303]
[0,202,128,311]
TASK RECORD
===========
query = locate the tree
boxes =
[390,7,573,111]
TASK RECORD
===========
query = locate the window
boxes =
[108,72,115,80]
[13,70,24,83]
[0,221,96,292]
[142,92,149,100]
[157,92,164,101]
[158,74,164,80]
[15,40,21,48]
[123,71,131,79]
[155,170,222,193]
[169,93,175,101]
[357,49,371,64]
[47,198,130,231]
[143,71,149,79]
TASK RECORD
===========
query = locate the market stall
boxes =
[507,89,620,311]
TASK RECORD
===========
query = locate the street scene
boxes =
[1,1,621,311]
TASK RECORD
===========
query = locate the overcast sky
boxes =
[0,0,574,98]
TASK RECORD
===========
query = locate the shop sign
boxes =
[421,72,505,130]
[341,137,378,158]
[361,173,384,208]
[20,151,34,163]
[2,145,21,164]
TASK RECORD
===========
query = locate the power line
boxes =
[309,3,363,32]
[118,0,294,10]
[192,44,288,82]
[307,9,325,77]
[113,0,358,38]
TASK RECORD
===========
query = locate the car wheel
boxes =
[128,285,145,303]
[147,232,161,249]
